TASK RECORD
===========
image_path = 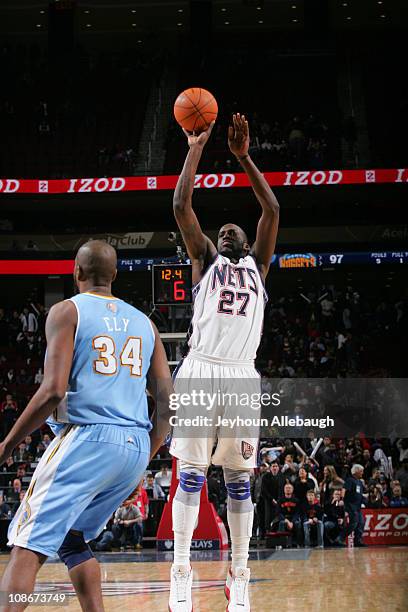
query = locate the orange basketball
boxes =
[173,87,218,133]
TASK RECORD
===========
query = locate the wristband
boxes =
[236,154,249,161]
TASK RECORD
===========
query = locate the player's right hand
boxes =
[182,121,215,148]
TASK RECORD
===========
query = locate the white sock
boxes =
[172,497,200,567]
[228,507,254,572]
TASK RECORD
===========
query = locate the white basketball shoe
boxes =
[226,567,251,611]
[169,564,193,611]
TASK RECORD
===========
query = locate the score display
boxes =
[273,251,408,268]
[152,264,192,306]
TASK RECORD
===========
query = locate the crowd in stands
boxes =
[0,43,160,178]
[0,281,406,548]
[207,435,408,548]
[165,110,331,174]
[1,42,341,179]
[258,283,406,377]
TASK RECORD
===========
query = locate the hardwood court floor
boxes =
[1,548,407,611]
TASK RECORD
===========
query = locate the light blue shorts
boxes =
[8,423,150,557]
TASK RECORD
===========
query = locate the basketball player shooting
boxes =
[168,114,280,611]
[0,240,172,612]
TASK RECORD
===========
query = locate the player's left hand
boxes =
[228,113,250,157]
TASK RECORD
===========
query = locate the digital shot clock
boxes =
[152,264,192,306]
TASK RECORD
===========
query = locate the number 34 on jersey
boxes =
[92,336,142,377]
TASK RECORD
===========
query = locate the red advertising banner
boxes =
[0,260,74,275]
[0,168,407,195]
[362,508,408,545]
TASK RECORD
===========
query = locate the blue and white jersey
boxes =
[48,292,155,429]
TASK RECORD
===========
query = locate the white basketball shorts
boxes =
[169,352,261,470]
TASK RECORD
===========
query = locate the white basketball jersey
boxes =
[187,254,267,362]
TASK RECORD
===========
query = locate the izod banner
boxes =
[362,508,408,545]
[0,168,407,194]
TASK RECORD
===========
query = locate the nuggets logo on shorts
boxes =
[16,501,31,536]
[241,441,254,460]
[107,302,117,313]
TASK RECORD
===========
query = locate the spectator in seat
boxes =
[23,435,36,459]
[395,459,408,497]
[93,517,115,552]
[294,466,315,505]
[261,461,285,535]
[34,368,44,385]
[323,489,345,545]
[112,500,143,551]
[0,492,11,518]
[396,439,408,463]
[35,442,46,461]
[281,454,298,482]
[1,457,16,486]
[154,463,172,490]
[368,467,381,488]
[366,484,386,509]
[301,490,324,548]
[1,396,18,438]
[11,490,26,517]
[144,473,165,500]
[6,369,16,384]
[131,481,149,548]
[16,368,32,385]
[0,394,17,413]
[362,449,374,482]
[377,475,391,505]
[250,463,268,536]
[338,464,366,547]
[42,433,51,449]
[7,479,22,504]
[277,483,301,542]
[13,442,30,463]
[389,482,408,508]
[320,465,344,506]
[321,441,339,468]
[16,466,26,481]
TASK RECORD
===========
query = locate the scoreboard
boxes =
[116,251,408,275]
[273,251,408,268]
[152,264,192,306]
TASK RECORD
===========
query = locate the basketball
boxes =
[173,87,218,133]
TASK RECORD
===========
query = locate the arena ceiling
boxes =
[0,1,406,36]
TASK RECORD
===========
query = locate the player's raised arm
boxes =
[147,321,173,459]
[173,123,218,282]
[228,113,280,280]
[0,300,76,463]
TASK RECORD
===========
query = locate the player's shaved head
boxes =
[219,223,248,243]
[217,223,250,259]
[75,240,117,285]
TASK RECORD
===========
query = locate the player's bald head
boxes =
[75,240,117,285]
[219,223,248,244]
[217,223,250,258]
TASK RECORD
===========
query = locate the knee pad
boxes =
[58,529,94,570]
[175,462,206,506]
[224,469,253,513]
